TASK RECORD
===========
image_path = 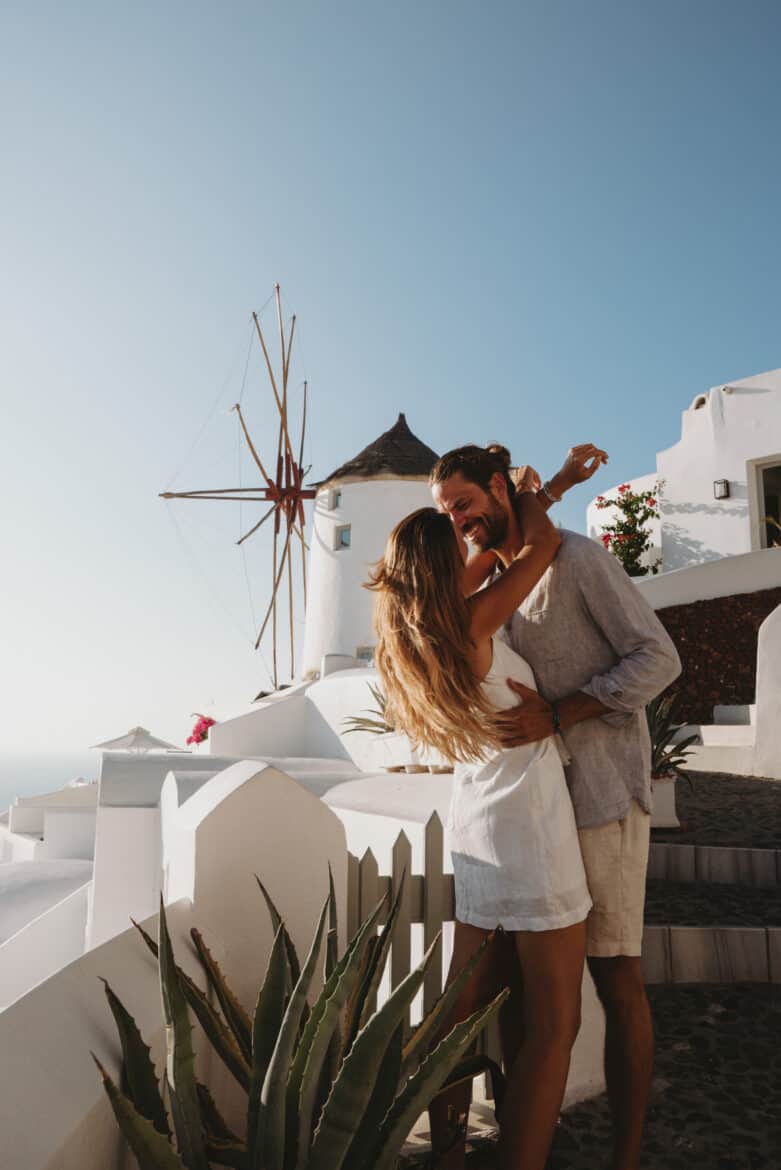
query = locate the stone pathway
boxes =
[652,772,781,849]
[403,984,779,1169]
[645,879,781,927]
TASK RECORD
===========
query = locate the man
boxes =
[431,443,681,1170]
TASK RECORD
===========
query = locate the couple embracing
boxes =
[369,443,681,1170]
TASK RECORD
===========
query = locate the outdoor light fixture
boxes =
[713,479,730,500]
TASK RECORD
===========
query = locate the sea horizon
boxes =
[0,754,99,814]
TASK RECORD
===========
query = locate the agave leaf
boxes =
[197,1081,242,1143]
[325,867,339,982]
[179,971,251,1092]
[290,895,389,1170]
[132,915,160,958]
[369,989,509,1170]
[132,913,251,1092]
[354,872,406,1034]
[100,978,171,1138]
[436,1053,506,1115]
[190,927,253,1063]
[261,897,330,1170]
[93,1054,186,1170]
[400,932,494,1077]
[206,1137,250,1168]
[158,899,210,1170]
[339,1023,402,1170]
[255,876,302,989]
[248,924,289,1170]
[307,935,441,1170]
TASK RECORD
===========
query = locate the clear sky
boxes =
[2,1,780,756]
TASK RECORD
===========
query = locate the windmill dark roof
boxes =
[321,413,439,484]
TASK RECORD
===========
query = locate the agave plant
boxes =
[93,874,507,1170]
[646,693,698,781]
[342,684,392,737]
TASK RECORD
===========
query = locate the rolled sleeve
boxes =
[578,548,681,725]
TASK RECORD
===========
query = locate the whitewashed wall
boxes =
[301,477,434,677]
[752,603,781,779]
[42,810,96,860]
[0,883,89,1011]
[0,769,349,1170]
[634,545,781,609]
[586,369,781,572]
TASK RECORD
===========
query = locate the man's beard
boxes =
[467,493,509,551]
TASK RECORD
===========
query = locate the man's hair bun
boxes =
[485,442,512,470]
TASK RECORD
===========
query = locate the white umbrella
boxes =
[90,726,184,753]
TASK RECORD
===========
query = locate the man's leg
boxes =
[588,955,653,1170]
[579,801,652,1170]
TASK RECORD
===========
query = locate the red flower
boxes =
[647,497,657,507]
[601,534,611,548]
[618,483,630,494]
[596,495,605,503]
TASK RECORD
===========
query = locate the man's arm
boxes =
[522,443,608,513]
[490,539,681,747]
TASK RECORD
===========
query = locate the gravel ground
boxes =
[404,984,780,1170]
[652,773,781,849]
[644,879,781,927]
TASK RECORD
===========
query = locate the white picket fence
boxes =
[345,811,502,1065]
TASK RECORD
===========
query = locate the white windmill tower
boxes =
[301,414,440,678]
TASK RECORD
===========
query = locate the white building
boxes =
[301,413,439,677]
[588,367,781,572]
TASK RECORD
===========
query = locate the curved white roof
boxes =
[0,860,92,943]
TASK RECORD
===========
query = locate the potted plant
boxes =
[342,685,450,773]
[646,694,698,828]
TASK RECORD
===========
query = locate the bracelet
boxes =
[540,480,562,504]
[551,701,561,734]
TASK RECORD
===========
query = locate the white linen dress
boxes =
[447,636,592,932]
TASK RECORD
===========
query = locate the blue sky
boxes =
[2,1,780,755]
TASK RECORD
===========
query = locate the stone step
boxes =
[713,703,756,726]
[648,841,780,887]
[643,923,780,984]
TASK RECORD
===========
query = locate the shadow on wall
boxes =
[662,525,723,570]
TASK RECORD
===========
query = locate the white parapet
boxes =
[752,603,781,779]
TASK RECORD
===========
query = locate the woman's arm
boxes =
[468,494,561,640]
[462,549,500,596]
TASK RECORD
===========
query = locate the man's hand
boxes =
[555,443,608,491]
[490,681,613,747]
[489,679,554,747]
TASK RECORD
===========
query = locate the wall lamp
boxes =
[713,479,730,500]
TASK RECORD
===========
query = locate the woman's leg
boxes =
[499,919,587,1170]
[428,921,506,1170]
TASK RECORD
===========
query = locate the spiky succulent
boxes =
[94,874,506,1169]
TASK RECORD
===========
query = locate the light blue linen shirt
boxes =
[505,530,682,829]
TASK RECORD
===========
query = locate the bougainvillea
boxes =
[187,713,216,745]
[595,482,663,577]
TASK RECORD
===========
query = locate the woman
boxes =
[369,448,591,1170]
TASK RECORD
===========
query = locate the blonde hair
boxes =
[367,508,501,763]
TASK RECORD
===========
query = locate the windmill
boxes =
[160,284,315,690]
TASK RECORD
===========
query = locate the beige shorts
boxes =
[577,800,651,958]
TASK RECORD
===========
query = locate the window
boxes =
[761,465,781,548]
[328,488,342,510]
[355,645,375,664]
[334,524,351,550]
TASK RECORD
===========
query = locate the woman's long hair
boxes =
[367,507,501,763]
